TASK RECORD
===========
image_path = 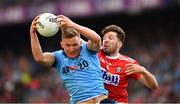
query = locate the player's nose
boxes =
[103,39,109,44]
[69,46,75,52]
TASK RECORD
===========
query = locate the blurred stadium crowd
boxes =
[0,0,180,103]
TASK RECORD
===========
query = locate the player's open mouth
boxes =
[68,53,77,58]
[103,45,108,48]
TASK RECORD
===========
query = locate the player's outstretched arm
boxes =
[125,64,158,90]
[56,15,101,52]
[138,68,158,90]
[30,15,55,67]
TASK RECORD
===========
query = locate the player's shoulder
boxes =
[118,54,137,63]
[82,42,98,54]
[53,50,63,54]
[52,50,64,59]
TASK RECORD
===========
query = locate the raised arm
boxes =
[56,15,101,52]
[30,15,55,67]
[125,63,158,90]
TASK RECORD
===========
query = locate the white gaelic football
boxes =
[36,13,59,37]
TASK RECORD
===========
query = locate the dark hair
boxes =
[101,25,125,44]
[61,27,80,39]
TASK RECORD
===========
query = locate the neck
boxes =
[103,48,120,58]
[106,52,119,57]
[105,50,120,59]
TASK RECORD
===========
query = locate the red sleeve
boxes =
[129,72,142,80]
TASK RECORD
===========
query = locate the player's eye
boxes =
[109,36,114,40]
[66,44,70,47]
[73,44,78,47]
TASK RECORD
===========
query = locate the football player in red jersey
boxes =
[98,25,158,103]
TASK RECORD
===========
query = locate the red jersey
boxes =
[98,50,142,103]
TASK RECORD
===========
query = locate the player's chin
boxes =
[103,49,110,55]
[67,54,77,59]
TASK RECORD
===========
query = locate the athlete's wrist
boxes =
[141,66,148,75]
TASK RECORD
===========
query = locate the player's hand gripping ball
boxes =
[36,13,59,37]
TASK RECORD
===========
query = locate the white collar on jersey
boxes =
[106,54,120,59]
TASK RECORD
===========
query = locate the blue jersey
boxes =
[53,43,107,104]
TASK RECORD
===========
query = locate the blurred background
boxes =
[0,0,180,103]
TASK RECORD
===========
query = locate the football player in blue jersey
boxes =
[30,14,116,104]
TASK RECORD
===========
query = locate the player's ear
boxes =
[60,41,64,48]
[118,41,122,48]
[80,38,83,45]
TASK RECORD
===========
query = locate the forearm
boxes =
[30,32,44,62]
[31,33,55,67]
[141,68,158,90]
[57,15,101,51]
[72,23,101,44]
[125,62,158,90]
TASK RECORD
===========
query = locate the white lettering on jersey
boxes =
[101,68,120,86]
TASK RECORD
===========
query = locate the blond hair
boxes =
[61,27,80,39]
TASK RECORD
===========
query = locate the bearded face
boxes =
[102,31,121,55]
